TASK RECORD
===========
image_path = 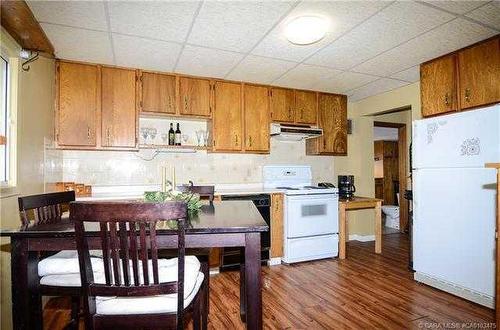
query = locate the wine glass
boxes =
[161,133,168,145]
[203,130,209,147]
[140,128,149,144]
[148,128,157,143]
[196,130,204,146]
[182,134,189,145]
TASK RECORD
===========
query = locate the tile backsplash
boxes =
[61,139,335,186]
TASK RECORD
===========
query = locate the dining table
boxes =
[0,200,269,330]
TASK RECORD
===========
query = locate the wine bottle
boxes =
[168,123,175,146]
[175,123,181,146]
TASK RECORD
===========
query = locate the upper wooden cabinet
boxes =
[57,62,98,147]
[101,67,137,148]
[306,93,347,156]
[179,77,212,118]
[212,81,242,152]
[458,38,500,110]
[244,85,269,153]
[270,87,294,123]
[421,36,500,117]
[295,90,317,125]
[140,72,176,115]
[420,54,458,117]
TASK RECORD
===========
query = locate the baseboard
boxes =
[348,234,375,242]
[414,272,494,309]
[268,257,282,266]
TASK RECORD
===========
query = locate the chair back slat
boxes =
[128,223,140,286]
[18,191,75,228]
[149,223,159,285]
[118,222,131,286]
[99,223,112,286]
[109,222,122,286]
[138,222,149,285]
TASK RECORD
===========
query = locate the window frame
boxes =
[1,54,10,185]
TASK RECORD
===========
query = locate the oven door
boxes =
[285,194,338,238]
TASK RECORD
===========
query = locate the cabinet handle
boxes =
[465,88,471,102]
[184,95,188,110]
[87,126,91,140]
[249,136,252,147]
[300,108,303,119]
[289,107,292,119]
[235,134,238,145]
[323,139,326,149]
[168,96,172,111]
[444,93,450,106]
[106,128,111,145]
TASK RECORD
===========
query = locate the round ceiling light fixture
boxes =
[284,16,328,45]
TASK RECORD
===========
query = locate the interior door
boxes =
[459,38,500,110]
[244,85,269,153]
[141,72,176,115]
[213,81,242,151]
[101,67,137,148]
[295,90,317,125]
[57,62,98,147]
[420,54,458,117]
[270,87,294,123]
[179,77,211,117]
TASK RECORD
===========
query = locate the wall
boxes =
[334,82,420,237]
[0,28,58,330]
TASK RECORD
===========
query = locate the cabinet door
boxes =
[295,90,317,125]
[179,77,211,117]
[459,38,500,109]
[101,67,137,148]
[57,62,98,147]
[213,81,242,151]
[244,85,269,153]
[420,55,457,117]
[318,94,347,154]
[270,87,294,123]
[141,72,176,114]
[270,193,284,258]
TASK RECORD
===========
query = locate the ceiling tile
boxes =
[226,55,297,84]
[465,2,500,30]
[175,45,244,78]
[188,1,293,53]
[251,1,388,62]
[422,1,488,15]
[348,78,409,102]
[108,1,200,43]
[272,64,342,90]
[352,18,497,76]
[113,34,182,73]
[306,1,454,70]
[313,71,379,94]
[41,23,114,64]
[28,1,107,31]
[390,66,420,83]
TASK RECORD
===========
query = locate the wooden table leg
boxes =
[339,203,346,259]
[244,233,262,330]
[239,247,246,322]
[10,238,30,330]
[375,201,382,254]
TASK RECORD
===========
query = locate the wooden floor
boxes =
[44,233,494,329]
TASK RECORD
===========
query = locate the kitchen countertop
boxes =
[76,184,285,201]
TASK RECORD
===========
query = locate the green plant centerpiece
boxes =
[143,189,203,216]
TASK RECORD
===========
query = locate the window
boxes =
[0,55,8,184]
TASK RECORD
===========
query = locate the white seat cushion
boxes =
[38,251,103,277]
[96,271,204,315]
[40,256,201,289]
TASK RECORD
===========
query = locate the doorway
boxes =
[373,121,408,233]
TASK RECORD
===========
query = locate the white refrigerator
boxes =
[412,104,500,308]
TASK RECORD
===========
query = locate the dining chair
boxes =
[71,201,208,330]
[18,191,82,329]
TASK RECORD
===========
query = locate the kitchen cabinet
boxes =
[244,84,270,153]
[56,61,98,147]
[270,193,284,258]
[295,90,317,125]
[101,67,137,148]
[420,36,500,118]
[306,93,347,156]
[212,81,243,152]
[140,72,176,115]
[458,38,500,110]
[179,77,212,118]
[420,54,458,117]
[270,87,295,123]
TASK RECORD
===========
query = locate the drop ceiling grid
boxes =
[28,0,500,102]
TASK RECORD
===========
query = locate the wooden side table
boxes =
[485,163,500,327]
[339,196,383,259]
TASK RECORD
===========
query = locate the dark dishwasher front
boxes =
[220,194,270,271]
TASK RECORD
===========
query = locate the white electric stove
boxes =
[263,165,339,263]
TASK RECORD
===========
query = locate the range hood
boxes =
[270,123,323,141]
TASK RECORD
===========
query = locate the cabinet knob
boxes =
[465,88,471,102]
[444,93,450,106]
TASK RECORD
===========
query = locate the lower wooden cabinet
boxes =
[101,67,137,148]
[56,61,98,147]
[270,193,284,259]
[306,93,347,156]
[212,81,243,152]
[244,84,269,153]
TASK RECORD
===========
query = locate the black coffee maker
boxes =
[338,175,356,199]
